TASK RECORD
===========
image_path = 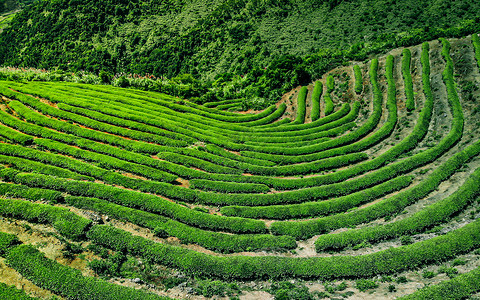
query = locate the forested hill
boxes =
[0,0,480,104]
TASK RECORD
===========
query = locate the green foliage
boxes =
[293,86,308,124]
[353,65,362,94]
[310,81,323,121]
[0,282,38,300]
[0,182,63,203]
[0,123,33,145]
[190,179,270,194]
[87,218,480,280]
[326,75,335,92]
[1,0,478,106]
[355,279,378,292]
[270,281,314,300]
[220,176,413,219]
[472,34,480,70]
[195,279,240,298]
[6,245,167,300]
[89,252,126,277]
[4,171,267,234]
[0,198,92,240]
[399,266,480,299]
[0,232,19,256]
[65,195,295,253]
[400,236,413,245]
[323,76,334,116]
[401,48,415,111]
[396,276,408,284]
[422,271,436,279]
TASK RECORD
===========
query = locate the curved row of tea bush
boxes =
[220,175,413,219]
[353,65,363,94]
[0,182,63,203]
[159,150,367,177]
[315,164,480,251]
[0,141,177,183]
[323,90,334,116]
[216,102,241,111]
[5,244,168,300]
[0,85,188,147]
[203,144,276,167]
[0,171,267,234]
[310,81,323,121]
[0,154,91,181]
[65,195,296,253]
[0,123,33,145]
[293,86,307,124]
[156,145,283,172]
[473,34,480,69]
[9,101,164,154]
[189,179,270,194]
[203,98,243,108]
[156,152,242,175]
[87,218,480,280]
[0,198,91,240]
[271,39,465,239]
[402,48,415,111]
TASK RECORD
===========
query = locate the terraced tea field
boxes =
[0,35,480,299]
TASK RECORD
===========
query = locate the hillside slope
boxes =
[0,34,479,299]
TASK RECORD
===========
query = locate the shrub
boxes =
[399,266,480,299]
[355,279,378,292]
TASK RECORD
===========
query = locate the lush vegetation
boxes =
[1,0,480,107]
[0,1,480,298]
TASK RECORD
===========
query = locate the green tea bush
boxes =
[65,195,295,253]
[0,198,91,240]
[310,81,323,121]
[402,48,415,111]
[87,218,480,280]
[293,86,307,124]
[353,65,363,94]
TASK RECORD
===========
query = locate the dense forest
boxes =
[1,0,480,104]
